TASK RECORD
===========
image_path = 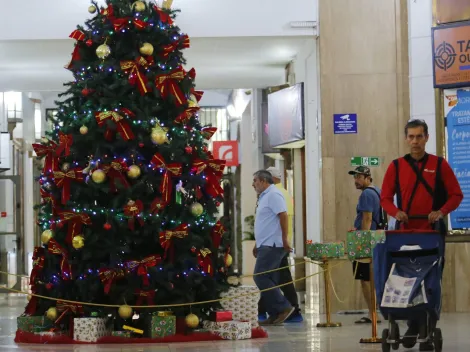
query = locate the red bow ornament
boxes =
[59,211,92,245]
[53,168,84,205]
[198,248,213,276]
[175,107,199,124]
[99,268,126,294]
[30,247,45,287]
[135,289,156,306]
[95,111,135,140]
[40,187,60,215]
[159,224,189,261]
[102,160,130,193]
[120,57,153,95]
[201,127,217,140]
[151,153,182,204]
[48,239,72,280]
[155,67,186,106]
[153,5,173,25]
[123,200,144,231]
[125,254,162,286]
[32,140,59,174]
[55,132,73,157]
[161,34,190,58]
[211,221,225,250]
[65,31,86,70]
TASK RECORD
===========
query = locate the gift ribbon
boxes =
[159,224,188,261]
[59,211,92,245]
[120,57,153,95]
[102,160,129,193]
[53,168,84,205]
[98,268,125,294]
[198,248,213,276]
[47,239,72,280]
[135,289,155,306]
[151,153,182,204]
[125,255,162,286]
[32,141,59,174]
[155,67,186,106]
[95,111,135,140]
[123,200,144,231]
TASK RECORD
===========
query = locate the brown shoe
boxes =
[272,307,295,324]
[259,316,283,326]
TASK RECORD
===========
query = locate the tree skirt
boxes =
[15,328,268,344]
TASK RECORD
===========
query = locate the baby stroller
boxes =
[373,225,445,352]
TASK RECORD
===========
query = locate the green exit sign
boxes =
[351,157,380,167]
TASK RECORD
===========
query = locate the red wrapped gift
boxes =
[209,311,232,322]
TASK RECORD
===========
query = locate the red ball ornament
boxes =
[104,223,112,230]
[86,39,93,47]
[46,283,53,290]
[185,146,193,154]
[139,142,144,148]
[82,88,91,96]
[202,146,208,152]
[216,202,221,207]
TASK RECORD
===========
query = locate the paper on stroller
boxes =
[400,245,422,251]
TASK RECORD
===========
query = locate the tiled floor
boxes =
[1,295,470,351]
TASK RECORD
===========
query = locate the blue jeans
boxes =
[253,246,291,318]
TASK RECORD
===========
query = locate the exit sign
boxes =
[351,157,380,167]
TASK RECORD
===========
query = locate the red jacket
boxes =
[381,153,463,230]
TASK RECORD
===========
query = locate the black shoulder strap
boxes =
[404,154,434,198]
[394,159,402,210]
[365,187,386,228]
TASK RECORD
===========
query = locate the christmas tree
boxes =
[27,0,232,330]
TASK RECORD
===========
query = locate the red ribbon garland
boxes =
[32,141,59,173]
[55,132,73,157]
[155,67,186,106]
[48,239,72,281]
[151,153,183,204]
[211,221,225,250]
[153,5,173,25]
[135,289,156,306]
[95,111,135,140]
[59,211,92,245]
[120,57,153,95]
[159,224,189,261]
[30,247,45,287]
[111,17,150,31]
[102,160,129,193]
[125,255,162,286]
[53,168,84,205]
[123,200,144,231]
[198,248,213,276]
[98,268,126,294]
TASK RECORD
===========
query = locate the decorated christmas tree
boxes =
[24,0,233,334]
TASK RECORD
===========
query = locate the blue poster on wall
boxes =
[445,88,470,229]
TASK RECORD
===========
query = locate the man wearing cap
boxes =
[348,166,382,324]
[257,167,302,323]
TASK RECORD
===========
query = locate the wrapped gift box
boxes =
[111,331,132,338]
[220,286,259,328]
[73,317,111,342]
[306,242,345,261]
[209,310,232,322]
[17,316,53,333]
[346,230,386,260]
[203,320,251,340]
[146,312,176,338]
[35,331,67,337]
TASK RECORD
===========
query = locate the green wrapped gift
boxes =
[112,331,132,338]
[147,312,176,338]
[306,242,345,261]
[346,230,386,260]
[17,316,53,333]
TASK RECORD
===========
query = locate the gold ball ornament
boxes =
[72,235,85,249]
[92,169,106,184]
[118,305,133,319]
[62,163,71,172]
[139,42,154,56]
[225,254,233,267]
[88,5,97,14]
[190,202,204,217]
[46,307,58,321]
[41,230,53,245]
[132,1,146,11]
[127,165,141,179]
[185,313,199,329]
[151,130,168,145]
[96,44,111,59]
[80,125,88,135]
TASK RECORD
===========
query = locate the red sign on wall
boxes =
[213,141,239,167]
[1,212,6,218]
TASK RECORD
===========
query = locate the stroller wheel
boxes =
[381,329,391,352]
[433,328,443,352]
[391,323,400,350]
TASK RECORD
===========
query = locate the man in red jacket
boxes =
[380,119,463,351]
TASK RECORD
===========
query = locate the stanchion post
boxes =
[317,259,341,328]
[359,258,381,343]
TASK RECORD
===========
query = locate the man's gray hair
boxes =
[253,170,274,184]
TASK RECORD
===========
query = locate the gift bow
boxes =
[135,289,156,306]
[95,111,135,140]
[125,254,162,286]
[155,67,186,106]
[102,160,130,193]
[159,224,189,260]
[198,248,213,276]
[53,168,84,205]
[98,268,126,294]
[161,34,190,58]
[55,300,84,324]
[151,153,182,204]
[211,221,225,250]
[69,30,86,42]
[123,200,144,231]
[48,239,72,280]
[30,247,45,286]
[120,57,153,95]
[32,141,59,173]
[59,211,92,245]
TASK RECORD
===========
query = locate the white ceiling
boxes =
[0,36,310,92]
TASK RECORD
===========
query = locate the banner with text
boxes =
[444,88,470,229]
